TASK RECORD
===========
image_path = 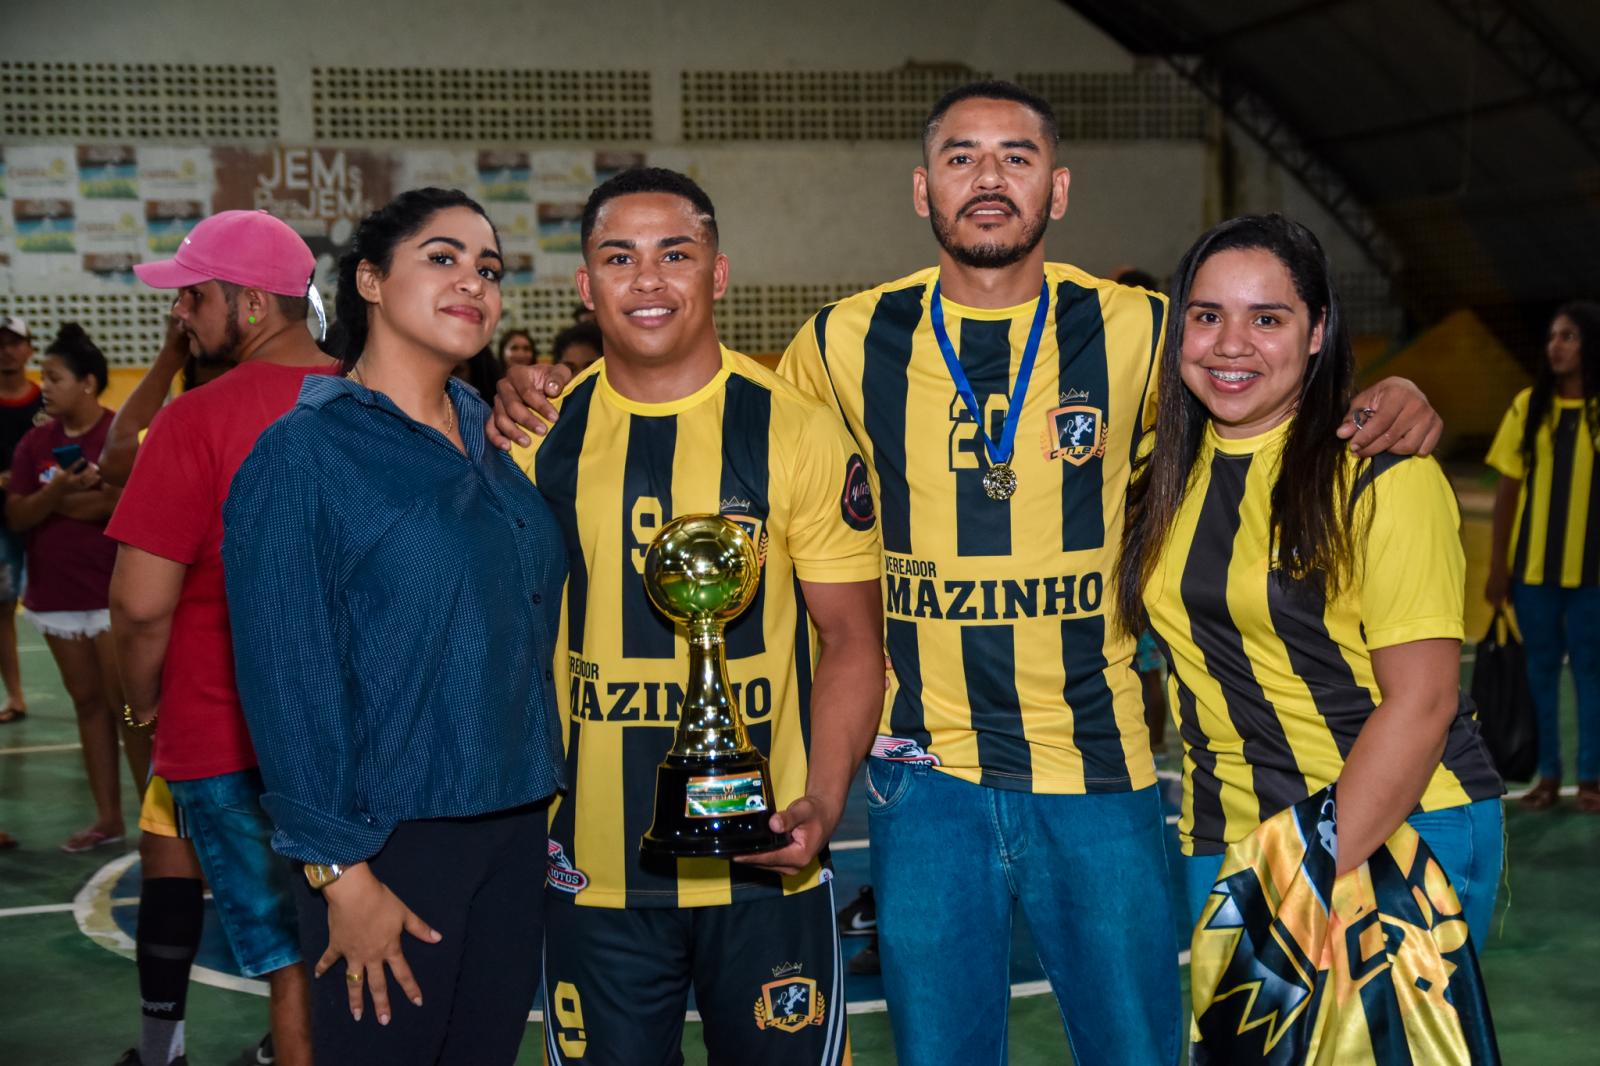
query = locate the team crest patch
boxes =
[753,963,826,1033]
[723,511,769,569]
[546,839,589,894]
[840,453,875,531]
[1042,404,1106,466]
[871,735,940,765]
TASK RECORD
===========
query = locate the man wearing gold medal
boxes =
[775,82,1444,1065]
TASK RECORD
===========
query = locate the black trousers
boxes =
[292,802,548,1065]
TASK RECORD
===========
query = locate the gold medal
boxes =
[982,462,1017,501]
[930,278,1050,507]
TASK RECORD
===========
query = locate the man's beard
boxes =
[929,192,1049,270]
[192,290,245,362]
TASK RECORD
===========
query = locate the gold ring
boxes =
[345,969,363,985]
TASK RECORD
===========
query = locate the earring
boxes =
[247,315,257,325]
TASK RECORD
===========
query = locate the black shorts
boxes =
[542,881,850,1066]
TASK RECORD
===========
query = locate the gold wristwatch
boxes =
[303,863,346,890]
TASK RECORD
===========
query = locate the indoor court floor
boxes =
[2,490,1596,1065]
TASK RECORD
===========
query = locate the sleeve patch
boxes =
[840,453,875,532]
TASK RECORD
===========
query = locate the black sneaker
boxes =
[113,1052,187,1066]
[836,885,876,937]
[847,933,881,976]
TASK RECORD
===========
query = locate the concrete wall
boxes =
[5,0,1392,353]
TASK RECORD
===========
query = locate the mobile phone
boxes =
[51,444,84,469]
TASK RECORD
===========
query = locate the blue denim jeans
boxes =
[1511,582,1600,781]
[865,759,1182,1066]
[1181,798,1505,950]
[167,768,301,977]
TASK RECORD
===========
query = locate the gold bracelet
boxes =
[122,703,156,730]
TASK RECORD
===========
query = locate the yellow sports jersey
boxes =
[1144,419,1502,856]
[1485,387,1599,587]
[779,264,1163,794]
[512,347,882,908]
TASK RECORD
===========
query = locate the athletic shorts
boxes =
[138,772,188,839]
[542,880,850,1066]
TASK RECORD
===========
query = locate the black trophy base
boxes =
[640,749,790,858]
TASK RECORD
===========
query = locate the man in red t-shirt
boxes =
[108,211,336,1066]
[0,315,45,723]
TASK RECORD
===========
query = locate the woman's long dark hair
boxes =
[326,187,499,373]
[1522,300,1600,462]
[1116,214,1356,636]
[45,323,109,395]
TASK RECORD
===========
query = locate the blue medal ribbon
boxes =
[929,277,1050,470]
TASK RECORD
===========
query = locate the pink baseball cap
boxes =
[134,210,315,297]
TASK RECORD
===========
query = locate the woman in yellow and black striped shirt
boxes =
[1485,302,1600,812]
[1117,215,1504,945]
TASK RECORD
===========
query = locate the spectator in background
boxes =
[1486,301,1600,813]
[109,209,332,1066]
[498,327,537,367]
[5,323,146,852]
[102,312,262,1066]
[551,319,603,375]
[0,314,43,724]
[570,300,595,325]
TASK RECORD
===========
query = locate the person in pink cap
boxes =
[106,210,334,1066]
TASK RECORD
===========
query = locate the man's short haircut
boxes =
[923,80,1060,158]
[215,279,309,322]
[580,167,719,251]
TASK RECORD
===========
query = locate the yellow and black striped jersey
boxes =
[779,264,1164,794]
[1143,419,1503,856]
[512,347,882,908]
[1486,387,1599,587]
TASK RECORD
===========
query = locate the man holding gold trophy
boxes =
[509,168,884,1066]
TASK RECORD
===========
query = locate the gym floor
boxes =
[2,490,1596,1065]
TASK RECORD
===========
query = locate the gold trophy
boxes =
[639,514,788,857]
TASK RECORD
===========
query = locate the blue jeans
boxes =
[167,768,301,977]
[1511,582,1600,781]
[866,760,1182,1066]
[1181,798,1505,950]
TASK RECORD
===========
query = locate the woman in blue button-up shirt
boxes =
[223,188,566,1065]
